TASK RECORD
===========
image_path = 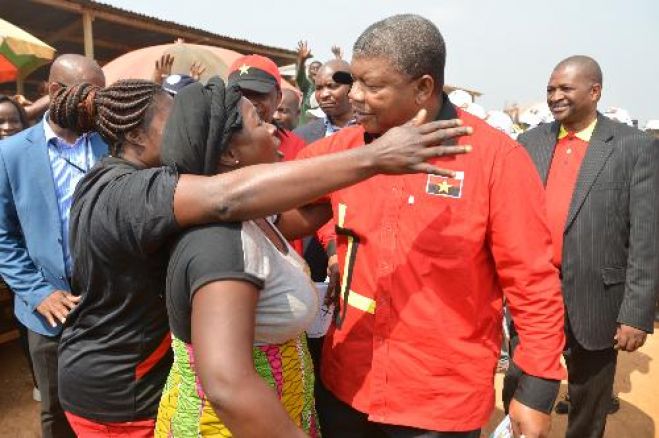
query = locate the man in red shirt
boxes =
[296,14,566,438]
[227,55,309,254]
[227,54,306,161]
[505,56,659,438]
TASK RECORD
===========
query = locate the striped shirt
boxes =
[43,116,96,277]
[323,116,357,137]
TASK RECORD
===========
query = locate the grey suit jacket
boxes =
[293,118,325,145]
[519,114,659,350]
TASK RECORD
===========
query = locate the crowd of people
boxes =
[0,12,658,438]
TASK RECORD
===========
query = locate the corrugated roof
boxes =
[62,0,296,58]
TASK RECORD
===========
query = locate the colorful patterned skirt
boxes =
[155,334,319,437]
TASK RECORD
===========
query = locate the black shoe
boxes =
[555,397,570,414]
[608,396,620,415]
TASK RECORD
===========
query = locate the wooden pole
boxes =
[82,10,94,59]
[16,77,24,95]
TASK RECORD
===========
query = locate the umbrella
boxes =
[103,40,297,91]
[0,18,56,83]
[103,40,239,85]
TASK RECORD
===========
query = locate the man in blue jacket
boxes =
[0,54,107,438]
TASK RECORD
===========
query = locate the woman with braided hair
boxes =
[52,77,470,436]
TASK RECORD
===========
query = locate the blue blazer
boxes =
[0,119,108,336]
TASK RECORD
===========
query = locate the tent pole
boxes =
[16,77,24,95]
[83,10,95,59]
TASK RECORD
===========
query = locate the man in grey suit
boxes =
[505,55,658,438]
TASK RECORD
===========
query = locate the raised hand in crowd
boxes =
[189,61,207,81]
[36,290,81,328]
[12,94,33,106]
[615,324,647,352]
[152,53,174,85]
[296,40,312,62]
[331,45,343,60]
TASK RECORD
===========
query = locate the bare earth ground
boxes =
[1,322,657,437]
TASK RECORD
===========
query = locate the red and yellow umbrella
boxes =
[0,17,56,84]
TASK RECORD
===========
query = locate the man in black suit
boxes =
[504,55,659,438]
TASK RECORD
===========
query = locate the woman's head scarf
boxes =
[161,76,243,175]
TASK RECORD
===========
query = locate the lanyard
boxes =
[50,138,91,174]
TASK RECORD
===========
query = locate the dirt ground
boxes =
[1,323,657,437]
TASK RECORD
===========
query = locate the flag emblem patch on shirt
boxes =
[426,172,464,198]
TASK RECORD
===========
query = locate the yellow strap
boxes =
[336,202,375,314]
[345,289,376,314]
[337,202,347,227]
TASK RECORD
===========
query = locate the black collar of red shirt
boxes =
[363,93,457,144]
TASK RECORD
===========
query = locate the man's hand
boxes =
[152,54,175,85]
[331,45,343,60]
[364,109,472,176]
[36,290,81,328]
[296,41,312,61]
[509,398,551,438]
[189,61,207,82]
[325,255,340,307]
[614,324,647,352]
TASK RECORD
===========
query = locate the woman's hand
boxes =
[364,109,472,176]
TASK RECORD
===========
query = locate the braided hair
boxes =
[49,79,163,156]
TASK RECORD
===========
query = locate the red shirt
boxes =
[544,128,591,267]
[298,109,566,431]
[279,130,307,255]
[278,129,306,161]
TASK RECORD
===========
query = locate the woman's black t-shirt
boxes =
[58,157,180,422]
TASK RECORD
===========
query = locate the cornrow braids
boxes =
[49,79,162,155]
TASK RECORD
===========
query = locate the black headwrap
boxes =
[161,76,243,175]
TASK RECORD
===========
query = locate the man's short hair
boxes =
[353,14,446,93]
[554,55,603,86]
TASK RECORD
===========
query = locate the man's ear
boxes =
[591,83,603,103]
[48,81,62,99]
[415,75,435,105]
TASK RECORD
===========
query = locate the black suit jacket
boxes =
[519,114,659,350]
[293,118,326,145]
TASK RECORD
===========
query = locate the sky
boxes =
[104,0,658,125]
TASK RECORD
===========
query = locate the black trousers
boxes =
[316,379,480,438]
[502,322,617,438]
[27,330,75,438]
[16,319,38,388]
[563,327,617,438]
